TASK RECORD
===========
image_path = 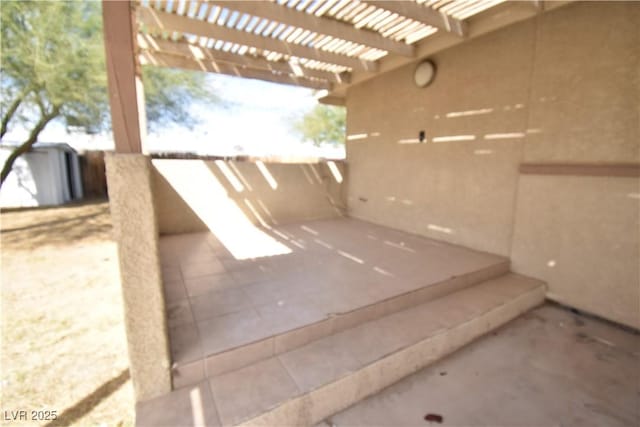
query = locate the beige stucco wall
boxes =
[510,2,640,330]
[523,2,639,163]
[511,175,639,329]
[346,14,535,256]
[345,2,639,328]
[152,159,346,235]
[105,154,172,401]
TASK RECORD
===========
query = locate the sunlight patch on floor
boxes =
[154,160,291,260]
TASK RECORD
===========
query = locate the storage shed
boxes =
[0,142,83,208]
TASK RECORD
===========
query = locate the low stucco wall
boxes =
[151,159,347,235]
[345,2,639,328]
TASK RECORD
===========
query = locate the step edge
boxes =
[171,260,511,385]
[234,285,546,427]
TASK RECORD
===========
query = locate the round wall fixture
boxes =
[414,60,436,88]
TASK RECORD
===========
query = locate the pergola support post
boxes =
[103,0,147,154]
[102,0,171,402]
[105,154,171,402]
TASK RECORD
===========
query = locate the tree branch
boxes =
[0,88,31,140]
[0,104,60,188]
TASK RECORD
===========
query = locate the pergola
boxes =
[101,0,569,153]
[97,2,640,421]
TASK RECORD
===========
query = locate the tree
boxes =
[0,1,216,187]
[143,65,218,131]
[294,104,346,146]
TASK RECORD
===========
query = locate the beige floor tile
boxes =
[136,381,221,427]
[274,318,333,354]
[167,299,195,327]
[160,252,182,267]
[377,305,449,343]
[209,358,300,426]
[219,257,257,272]
[190,288,252,321]
[164,279,188,303]
[184,273,237,297]
[329,318,416,366]
[205,338,274,377]
[310,288,363,315]
[255,294,328,334]
[179,250,220,266]
[265,254,309,275]
[242,278,306,306]
[181,259,227,279]
[279,335,363,392]
[172,359,205,389]
[170,323,203,364]
[162,267,182,281]
[230,264,274,286]
[332,301,387,333]
[197,308,275,356]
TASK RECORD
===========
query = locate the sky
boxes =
[3,73,345,158]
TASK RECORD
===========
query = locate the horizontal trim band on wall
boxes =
[519,163,640,178]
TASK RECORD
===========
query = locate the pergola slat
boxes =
[324,1,578,100]
[137,7,378,71]
[207,0,415,57]
[143,50,333,90]
[139,33,350,83]
[129,1,561,97]
[368,1,468,37]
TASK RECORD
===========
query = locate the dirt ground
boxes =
[1,200,134,426]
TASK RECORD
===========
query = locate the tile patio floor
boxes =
[158,218,507,387]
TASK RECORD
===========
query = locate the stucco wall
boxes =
[152,159,346,235]
[346,14,536,256]
[345,2,639,328]
[105,154,172,401]
[511,175,639,329]
[510,2,640,329]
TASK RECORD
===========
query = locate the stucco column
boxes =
[105,153,171,401]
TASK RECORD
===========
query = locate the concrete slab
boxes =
[326,304,640,427]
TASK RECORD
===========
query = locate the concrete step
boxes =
[169,257,510,388]
[137,273,546,426]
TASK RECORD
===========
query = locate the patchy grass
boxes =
[1,200,134,426]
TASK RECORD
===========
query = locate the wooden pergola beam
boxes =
[326,1,576,98]
[138,34,350,83]
[207,0,415,57]
[137,7,378,72]
[368,1,468,37]
[142,50,332,90]
[318,95,345,106]
[102,0,146,153]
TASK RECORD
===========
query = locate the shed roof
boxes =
[0,141,77,153]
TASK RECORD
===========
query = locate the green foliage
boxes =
[1,1,107,133]
[143,66,218,130]
[0,0,215,136]
[0,0,217,186]
[294,104,346,146]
